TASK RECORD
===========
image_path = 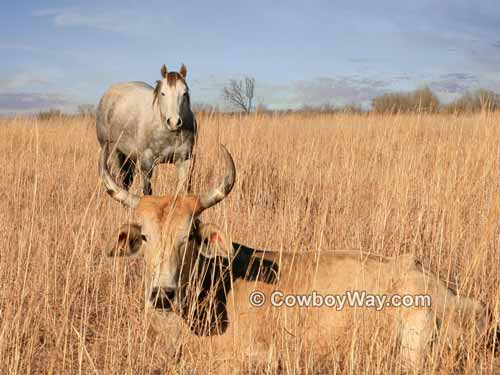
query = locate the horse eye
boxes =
[161,92,165,96]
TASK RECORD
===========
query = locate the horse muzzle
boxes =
[166,117,183,131]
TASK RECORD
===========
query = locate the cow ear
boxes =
[160,64,168,79]
[197,223,231,258]
[107,223,145,257]
[179,63,187,78]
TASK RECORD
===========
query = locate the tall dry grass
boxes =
[0,112,499,374]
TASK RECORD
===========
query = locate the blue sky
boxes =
[1,0,500,113]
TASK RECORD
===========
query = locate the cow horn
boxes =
[99,143,140,209]
[198,145,236,212]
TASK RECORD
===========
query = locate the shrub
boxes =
[38,109,64,120]
[372,86,440,114]
[77,104,96,117]
[443,89,500,114]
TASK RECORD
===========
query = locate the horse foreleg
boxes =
[120,156,136,190]
[140,159,154,195]
[175,158,194,194]
[105,146,129,189]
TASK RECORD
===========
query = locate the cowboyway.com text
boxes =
[248,290,432,311]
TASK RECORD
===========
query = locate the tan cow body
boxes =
[169,250,489,372]
[100,144,497,373]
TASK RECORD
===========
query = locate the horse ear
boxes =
[179,64,187,78]
[161,64,168,79]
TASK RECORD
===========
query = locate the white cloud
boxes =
[260,72,497,109]
[0,92,73,114]
[0,73,50,92]
[0,70,80,114]
[33,7,169,36]
[290,76,392,108]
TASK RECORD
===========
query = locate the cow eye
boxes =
[161,92,165,96]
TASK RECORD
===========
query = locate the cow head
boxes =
[100,144,235,312]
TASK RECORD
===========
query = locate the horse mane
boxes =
[152,80,162,108]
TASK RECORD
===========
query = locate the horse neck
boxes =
[181,108,195,124]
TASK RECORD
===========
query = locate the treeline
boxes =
[37,105,96,120]
[372,87,438,114]
[193,103,365,115]
[372,87,500,114]
[36,87,500,120]
[442,89,500,114]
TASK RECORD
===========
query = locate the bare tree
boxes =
[222,77,255,113]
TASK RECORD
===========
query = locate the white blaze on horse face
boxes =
[160,79,188,131]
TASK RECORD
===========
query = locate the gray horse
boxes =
[96,64,196,195]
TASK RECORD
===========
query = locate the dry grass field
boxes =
[0,112,499,374]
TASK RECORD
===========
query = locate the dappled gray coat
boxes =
[96,64,196,195]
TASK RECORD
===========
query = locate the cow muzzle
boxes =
[150,286,176,310]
